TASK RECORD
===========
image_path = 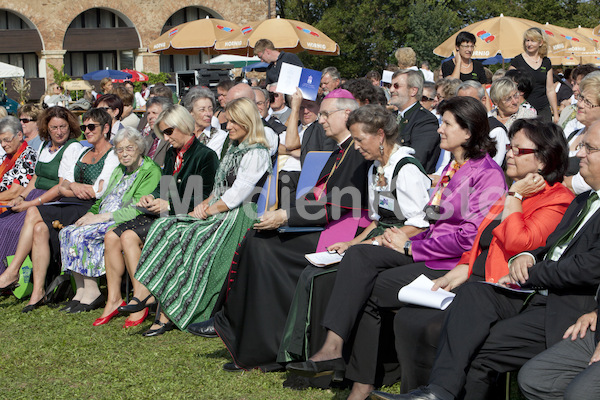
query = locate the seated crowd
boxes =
[3,33,600,400]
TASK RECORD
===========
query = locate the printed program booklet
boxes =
[276,62,322,101]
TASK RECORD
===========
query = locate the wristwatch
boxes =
[508,191,523,201]
[404,240,412,256]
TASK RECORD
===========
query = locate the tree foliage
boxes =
[275,0,600,78]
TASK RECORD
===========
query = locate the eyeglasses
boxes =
[256,101,266,106]
[49,125,69,132]
[392,82,406,90]
[317,109,344,120]
[161,127,175,136]
[20,118,35,123]
[80,123,101,132]
[506,144,537,156]
[576,94,600,109]
[0,136,18,145]
[421,96,435,102]
[460,44,475,49]
[576,141,600,154]
[115,145,137,154]
[502,93,520,104]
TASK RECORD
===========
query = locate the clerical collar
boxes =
[399,101,418,118]
[337,134,352,148]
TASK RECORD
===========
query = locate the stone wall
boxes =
[3,0,275,81]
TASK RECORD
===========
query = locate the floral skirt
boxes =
[59,221,116,277]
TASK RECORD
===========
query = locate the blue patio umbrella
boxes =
[242,62,269,72]
[82,69,132,81]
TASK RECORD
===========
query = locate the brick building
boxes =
[0,0,274,99]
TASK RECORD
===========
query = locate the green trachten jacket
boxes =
[88,156,161,224]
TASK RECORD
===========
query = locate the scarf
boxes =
[429,159,464,207]
[212,140,271,202]
[0,141,28,179]
[173,136,195,174]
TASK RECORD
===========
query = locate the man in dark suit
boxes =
[390,69,440,174]
[255,38,304,85]
[142,96,172,168]
[372,119,600,400]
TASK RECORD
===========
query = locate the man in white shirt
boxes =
[267,83,292,124]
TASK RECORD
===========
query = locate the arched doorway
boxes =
[0,9,43,78]
[159,6,222,73]
[63,8,141,77]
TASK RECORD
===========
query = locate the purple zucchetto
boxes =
[324,88,356,100]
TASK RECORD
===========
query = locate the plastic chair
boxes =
[295,151,333,199]
[256,158,279,218]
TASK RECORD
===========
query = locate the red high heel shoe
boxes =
[123,307,149,328]
[93,301,127,326]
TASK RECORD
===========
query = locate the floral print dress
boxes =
[59,166,141,277]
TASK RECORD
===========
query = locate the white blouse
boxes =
[59,146,120,198]
[220,148,271,209]
[368,146,430,229]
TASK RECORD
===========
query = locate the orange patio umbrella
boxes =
[434,14,572,59]
[148,17,244,55]
[221,16,340,56]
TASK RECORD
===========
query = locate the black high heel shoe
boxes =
[117,294,154,314]
[22,297,45,313]
[286,357,346,382]
[142,321,175,337]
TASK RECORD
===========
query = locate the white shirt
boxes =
[368,146,430,229]
[220,148,271,209]
[264,126,279,156]
[279,123,311,172]
[202,127,228,159]
[60,147,120,197]
[489,126,509,166]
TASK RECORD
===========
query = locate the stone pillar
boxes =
[39,50,67,85]
[135,48,160,74]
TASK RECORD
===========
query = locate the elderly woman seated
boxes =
[0,116,37,206]
[183,87,228,158]
[489,77,536,131]
[59,127,161,314]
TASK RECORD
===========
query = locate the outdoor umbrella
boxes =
[226,16,340,56]
[82,69,132,81]
[434,14,572,59]
[115,69,148,82]
[573,26,600,44]
[540,22,598,58]
[207,55,260,68]
[148,17,244,55]
[242,62,269,72]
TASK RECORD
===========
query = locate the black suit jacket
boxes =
[524,191,600,345]
[397,103,440,174]
[299,122,337,165]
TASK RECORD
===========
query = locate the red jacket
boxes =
[462,182,574,283]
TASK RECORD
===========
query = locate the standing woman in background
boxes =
[510,27,559,123]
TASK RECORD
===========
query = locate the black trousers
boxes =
[428,282,547,400]
[321,244,446,385]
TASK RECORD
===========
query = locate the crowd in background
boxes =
[2,28,600,400]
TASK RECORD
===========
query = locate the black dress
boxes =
[510,54,553,121]
[441,59,487,84]
[212,137,371,370]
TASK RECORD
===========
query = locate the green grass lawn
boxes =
[0,294,528,400]
[0,295,368,399]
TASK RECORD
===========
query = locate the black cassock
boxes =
[212,136,371,370]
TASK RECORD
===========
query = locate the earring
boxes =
[537,168,542,174]
[379,143,384,155]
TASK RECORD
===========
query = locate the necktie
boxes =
[546,192,598,257]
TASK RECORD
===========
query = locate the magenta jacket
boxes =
[410,153,506,270]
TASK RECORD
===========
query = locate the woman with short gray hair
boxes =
[183,87,228,158]
[0,116,37,203]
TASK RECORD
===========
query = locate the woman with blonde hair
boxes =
[510,27,559,123]
[119,98,272,336]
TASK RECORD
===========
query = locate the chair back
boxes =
[296,151,332,199]
[256,157,279,217]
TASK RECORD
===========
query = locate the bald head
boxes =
[226,83,256,103]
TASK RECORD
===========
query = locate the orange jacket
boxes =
[462,182,575,283]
